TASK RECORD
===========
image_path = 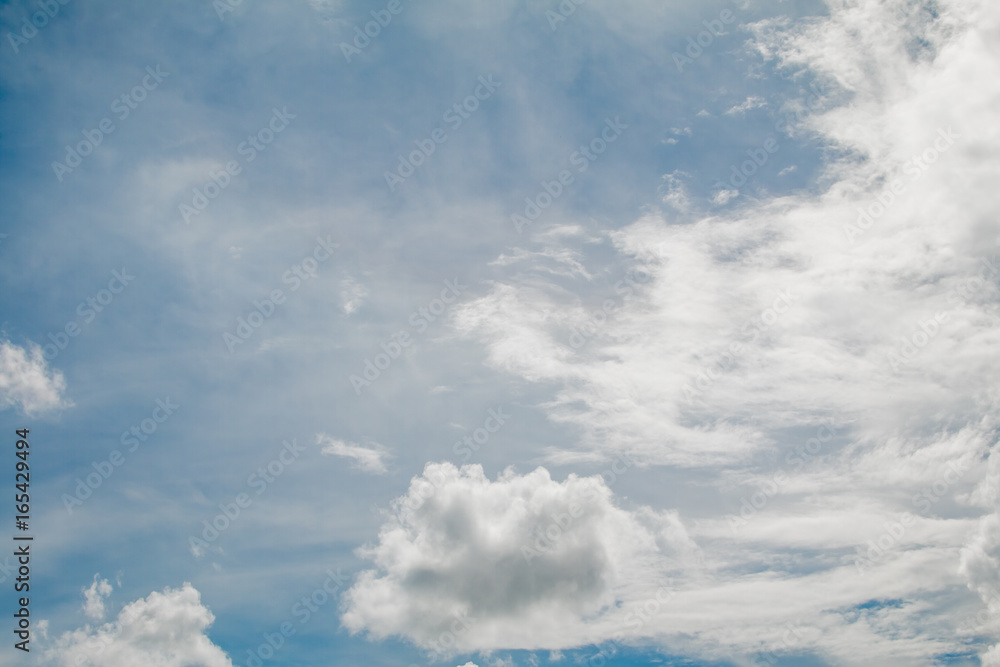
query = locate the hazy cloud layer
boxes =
[319,434,393,474]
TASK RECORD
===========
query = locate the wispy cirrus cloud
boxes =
[444,0,1000,662]
[318,434,392,474]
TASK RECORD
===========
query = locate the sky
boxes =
[0,0,998,665]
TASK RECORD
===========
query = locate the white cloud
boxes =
[659,171,690,211]
[341,462,688,653]
[83,575,113,621]
[46,583,233,667]
[447,0,1000,661]
[340,277,368,315]
[960,441,1000,663]
[0,339,71,415]
[489,247,593,280]
[318,434,392,474]
[724,95,767,115]
[711,188,739,205]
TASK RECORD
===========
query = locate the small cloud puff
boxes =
[318,434,392,474]
[0,339,71,415]
[83,575,113,621]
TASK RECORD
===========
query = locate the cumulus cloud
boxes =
[46,583,232,667]
[83,575,113,621]
[318,434,392,474]
[0,339,70,415]
[447,0,1000,661]
[341,462,689,653]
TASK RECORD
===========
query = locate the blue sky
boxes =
[1,0,999,666]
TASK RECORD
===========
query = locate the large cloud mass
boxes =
[443,0,1000,663]
[341,462,690,653]
[45,583,233,667]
